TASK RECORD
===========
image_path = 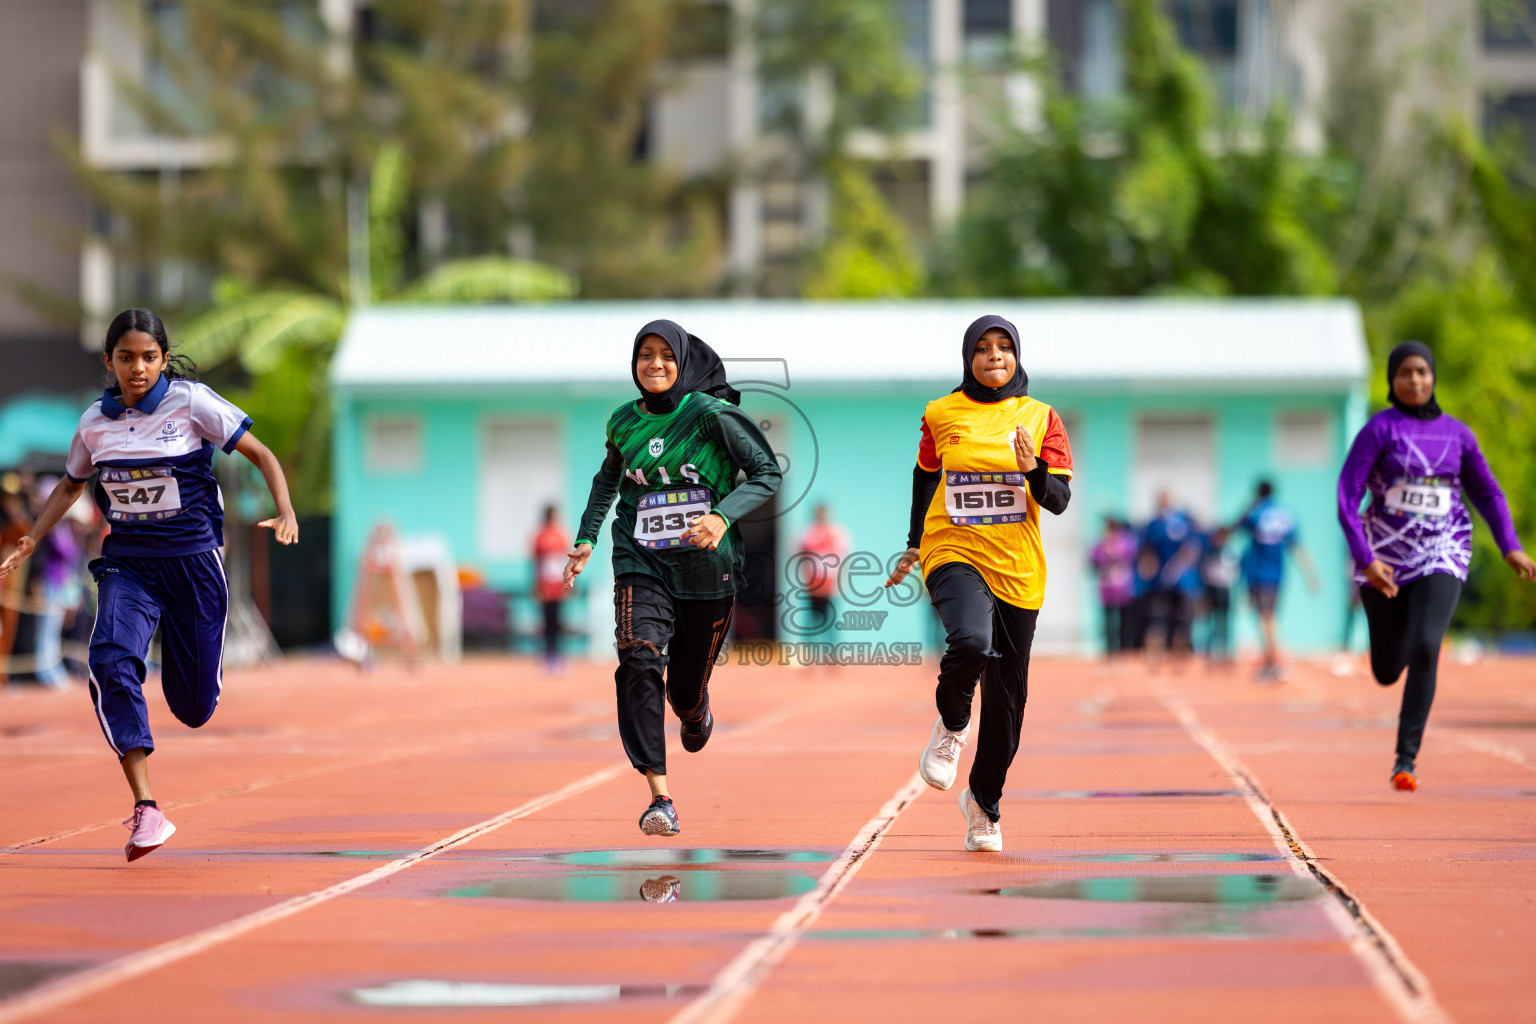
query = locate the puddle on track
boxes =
[0,961,92,999]
[349,980,706,1008]
[990,874,1320,904]
[1010,790,1243,800]
[446,868,819,903]
[1059,852,1283,863]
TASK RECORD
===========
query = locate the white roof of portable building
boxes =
[331,299,1369,392]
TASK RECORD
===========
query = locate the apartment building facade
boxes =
[10,0,1536,352]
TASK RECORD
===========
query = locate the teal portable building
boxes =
[329,299,1370,656]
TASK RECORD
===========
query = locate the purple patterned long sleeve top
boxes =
[1337,408,1523,585]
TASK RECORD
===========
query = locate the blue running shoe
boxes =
[680,706,713,753]
[639,795,680,836]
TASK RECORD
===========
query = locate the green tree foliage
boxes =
[175,143,574,514]
[803,163,923,298]
[754,0,923,297]
[518,0,723,297]
[66,0,717,303]
[931,0,1339,297]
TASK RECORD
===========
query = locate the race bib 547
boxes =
[101,467,183,522]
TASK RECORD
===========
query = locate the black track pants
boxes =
[613,573,733,776]
[1359,572,1462,762]
[926,562,1038,823]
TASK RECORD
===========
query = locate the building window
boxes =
[1169,0,1240,61]
[1081,0,1122,99]
[1486,92,1536,162]
[365,416,423,475]
[1273,411,1332,468]
[901,0,933,126]
[1131,415,1216,522]
[479,420,564,560]
[964,0,1012,63]
[1484,0,1536,50]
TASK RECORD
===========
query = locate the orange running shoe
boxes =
[1391,757,1417,792]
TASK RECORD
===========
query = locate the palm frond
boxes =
[395,256,577,304]
[178,290,319,368]
[239,294,347,374]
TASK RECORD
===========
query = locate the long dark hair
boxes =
[104,308,198,381]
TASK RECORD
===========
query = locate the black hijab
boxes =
[1386,341,1442,420]
[956,314,1029,404]
[631,319,741,414]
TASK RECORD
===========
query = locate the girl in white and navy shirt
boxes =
[0,309,298,861]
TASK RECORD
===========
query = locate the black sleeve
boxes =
[711,405,783,525]
[908,464,941,550]
[1025,463,1071,516]
[574,441,624,547]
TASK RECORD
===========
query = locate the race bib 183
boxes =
[634,487,713,549]
[944,471,1029,526]
[100,466,183,522]
[1384,478,1453,519]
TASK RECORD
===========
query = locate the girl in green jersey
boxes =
[565,320,781,836]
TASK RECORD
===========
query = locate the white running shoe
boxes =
[918,716,969,790]
[959,787,1002,852]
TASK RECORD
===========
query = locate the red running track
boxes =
[1,654,1533,1023]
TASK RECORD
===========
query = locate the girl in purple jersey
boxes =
[1337,341,1536,791]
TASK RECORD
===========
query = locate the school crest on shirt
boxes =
[159,420,182,444]
[648,438,664,457]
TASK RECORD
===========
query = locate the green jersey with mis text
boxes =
[576,392,782,600]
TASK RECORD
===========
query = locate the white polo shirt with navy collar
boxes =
[66,376,252,559]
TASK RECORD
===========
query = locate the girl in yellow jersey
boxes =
[885,314,1073,852]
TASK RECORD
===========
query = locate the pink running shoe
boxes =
[123,804,176,862]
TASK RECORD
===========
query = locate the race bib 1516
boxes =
[634,487,713,549]
[944,471,1029,526]
[101,466,183,522]
[1384,479,1453,519]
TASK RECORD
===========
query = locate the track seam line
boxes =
[1155,684,1454,1024]
[2,710,602,855]
[666,770,928,1024]
[0,762,628,1023]
[1449,733,1536,772]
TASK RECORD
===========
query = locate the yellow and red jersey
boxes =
[916,392,1073,610]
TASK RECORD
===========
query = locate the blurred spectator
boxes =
[1140,491,1203,667]
[532,504,571,673]
[1200,526,1239,667]
[1,473,32,684]
[796,503,848,635]
[1090,516,1137,659]
[29,477,82,688]
[1235,480,1320,683]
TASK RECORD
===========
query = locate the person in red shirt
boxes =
[796,503,848,634]
[532,504,571,672]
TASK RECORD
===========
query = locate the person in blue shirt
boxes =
[1236,480,1319,682]
[0,309,298,861]
[1140,491,1205,667]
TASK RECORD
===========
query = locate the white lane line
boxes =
[0,763,628,1024]
[667,771,928,1024]
[1156,685,1453,1024]
[1451,733,1536,772]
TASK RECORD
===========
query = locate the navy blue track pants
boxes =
[87,551,228,757]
